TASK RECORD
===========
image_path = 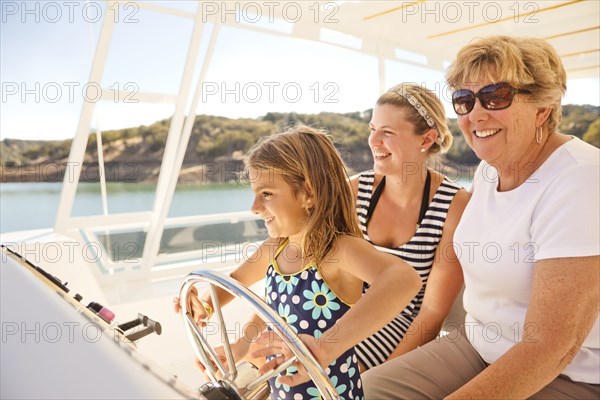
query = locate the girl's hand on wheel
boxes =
[173,286,213,327]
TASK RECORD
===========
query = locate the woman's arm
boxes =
[388,189,469,359]
[447,255,600,399]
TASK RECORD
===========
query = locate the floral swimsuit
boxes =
[264,239,364,400]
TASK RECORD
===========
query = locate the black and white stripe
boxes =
[355,170,461,369]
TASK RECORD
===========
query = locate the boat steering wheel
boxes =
[179,270,339,400]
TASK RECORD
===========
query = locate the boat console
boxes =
[0,245,195,399]
[0,246,338,399]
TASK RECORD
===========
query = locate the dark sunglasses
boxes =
[452,82,532,115]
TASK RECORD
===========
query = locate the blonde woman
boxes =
[363,36,599,399]
[350,83,469,371]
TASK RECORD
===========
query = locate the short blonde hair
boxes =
[377,83,453,156]
[446,35,566,134]
[245,125,361,263]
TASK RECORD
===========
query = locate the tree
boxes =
[583,118,600,148]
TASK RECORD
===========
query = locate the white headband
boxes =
[392,87,436,129]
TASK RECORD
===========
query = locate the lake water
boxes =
[0,182,254,234]
[0,177,471,234]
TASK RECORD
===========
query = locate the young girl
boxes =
[178,126,421,399]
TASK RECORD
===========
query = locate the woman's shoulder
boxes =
[553,135,599,166]
[349,170,380,194]
[439,182,470,230]
[430,170,465,194]
[427,171,470,227]
[448,188,470,212]
[348,172,361,194]
[349,170,376,183]
[535,135,599,185]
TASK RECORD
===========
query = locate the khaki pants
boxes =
[361,327,599,399]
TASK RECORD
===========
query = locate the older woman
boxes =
[350,84,469,371]
[362,36,599,399]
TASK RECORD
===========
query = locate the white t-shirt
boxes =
[455,137,600,384]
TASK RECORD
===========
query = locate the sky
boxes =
[1,0,599,141]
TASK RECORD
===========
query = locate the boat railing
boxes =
[73,210,265,286]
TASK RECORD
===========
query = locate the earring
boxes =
[420,148,426,153]
[536,125,543,144]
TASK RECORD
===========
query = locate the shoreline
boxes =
[1,159,477,185]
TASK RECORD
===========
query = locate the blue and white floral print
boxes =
[278,304,298,333]
[264,241,364,400]
[265,274,274,304]
[302,280,341,320]
[306,375,349,399]
[275,274,299,294]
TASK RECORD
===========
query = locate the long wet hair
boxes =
[244,125,361,263]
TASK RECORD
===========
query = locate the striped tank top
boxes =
[354,170,461,369]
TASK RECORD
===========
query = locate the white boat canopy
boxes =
[53,0,600,272]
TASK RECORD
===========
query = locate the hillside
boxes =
[1,105,598,183]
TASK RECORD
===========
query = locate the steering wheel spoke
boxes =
[208,283,238,381]
[183,308,227,380]
[245,355,298,392]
